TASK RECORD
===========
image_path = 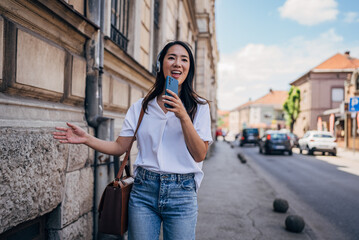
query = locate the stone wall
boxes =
[0,94,93,238]
[0,128,66,233]
[0,125,93,234]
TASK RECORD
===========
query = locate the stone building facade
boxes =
[0,0,218,239]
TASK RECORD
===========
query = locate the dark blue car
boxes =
[239,128,259,146]
[259,130,292,155]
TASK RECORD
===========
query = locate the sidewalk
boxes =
[337,147,359,161]
[196,141,315,240]
[291,147,359,177]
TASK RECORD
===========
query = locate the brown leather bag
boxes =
[98,108,145,236]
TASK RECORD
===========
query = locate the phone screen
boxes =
[164,76,179,108]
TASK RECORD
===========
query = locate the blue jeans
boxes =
[128,167,198,240]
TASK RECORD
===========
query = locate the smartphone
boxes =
[164,76,179,108]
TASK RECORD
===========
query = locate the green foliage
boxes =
[217,118,225,127]
[283,86,301,132]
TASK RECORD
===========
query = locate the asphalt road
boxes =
[239,144,359,240]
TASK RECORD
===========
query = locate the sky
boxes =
[215,0,359,111]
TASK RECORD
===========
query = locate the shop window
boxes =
[111,0,130,51]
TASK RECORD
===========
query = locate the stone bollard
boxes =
[285,215,305,233]
[237,152,247,163]
[273,198,289,213]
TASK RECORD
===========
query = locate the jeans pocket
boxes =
[134,175,143,185]
[181,178,195,191]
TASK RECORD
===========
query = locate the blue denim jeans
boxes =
[128,167,198,240]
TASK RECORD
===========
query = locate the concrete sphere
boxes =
[285,215,305,233]
[273,198,289,213]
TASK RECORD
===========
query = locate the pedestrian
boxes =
[215,128,222,141]
[222,129,227,142]
[52,40,213,240]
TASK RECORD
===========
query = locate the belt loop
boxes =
[142,168,146,180]
[177,174,180,183]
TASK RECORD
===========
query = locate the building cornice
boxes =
[183,0,198,36]
[291,68,357,85]
[0,0,99,55]
[290,73,309,86]
[34,0,99,38]
[104,37,155,89]
[311,69,356,73]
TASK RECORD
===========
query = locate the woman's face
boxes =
[162,44,190,86]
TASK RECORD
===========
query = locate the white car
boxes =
[298,131,337,156]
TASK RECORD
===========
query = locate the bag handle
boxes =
[114,108,145,184]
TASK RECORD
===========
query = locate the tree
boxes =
[283,86,301,133]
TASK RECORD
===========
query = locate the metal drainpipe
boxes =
[194,39,198,91]
[86,0,115,239]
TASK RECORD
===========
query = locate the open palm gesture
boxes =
[53,123,88,144]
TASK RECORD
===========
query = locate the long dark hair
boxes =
[142,41,208,121]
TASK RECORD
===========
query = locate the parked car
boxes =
[239,128,259,146]
[288,132,299,148]
[278,129,299,148]
[258,130,292,155]
[298,131,337,156]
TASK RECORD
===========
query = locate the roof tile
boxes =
[253,90,288,105]
[314,53,359,70]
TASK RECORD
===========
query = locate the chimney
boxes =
[345,51,350,56]
[269,88,273,93]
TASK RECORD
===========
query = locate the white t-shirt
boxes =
[119,96,213,190]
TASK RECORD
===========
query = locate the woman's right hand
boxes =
[53,123,88,144]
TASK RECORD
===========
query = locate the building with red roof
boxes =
[290,51,359,148]
[229,89,288,136]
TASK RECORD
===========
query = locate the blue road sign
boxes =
[349,97,359,112]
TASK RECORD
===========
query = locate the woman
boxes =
[53,40,212,240]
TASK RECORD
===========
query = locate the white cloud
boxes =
[319,28,343,42]
[217,29,357,110]
[278,0,338,26]
[343,12,359,23]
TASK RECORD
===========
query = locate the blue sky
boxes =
[215,0,359,110]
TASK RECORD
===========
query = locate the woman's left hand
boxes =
[163,90,189,121]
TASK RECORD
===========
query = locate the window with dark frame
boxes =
[356,75,359,91]
[154,0,160,28]
[152,0,161,75]
[111,0,130,52]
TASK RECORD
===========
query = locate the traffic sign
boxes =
[349,97,359,112]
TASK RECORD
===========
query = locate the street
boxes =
[238,144,359,240]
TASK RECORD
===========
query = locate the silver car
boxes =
[298,131,337,156]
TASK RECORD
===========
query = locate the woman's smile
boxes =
[162,44,190,85]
